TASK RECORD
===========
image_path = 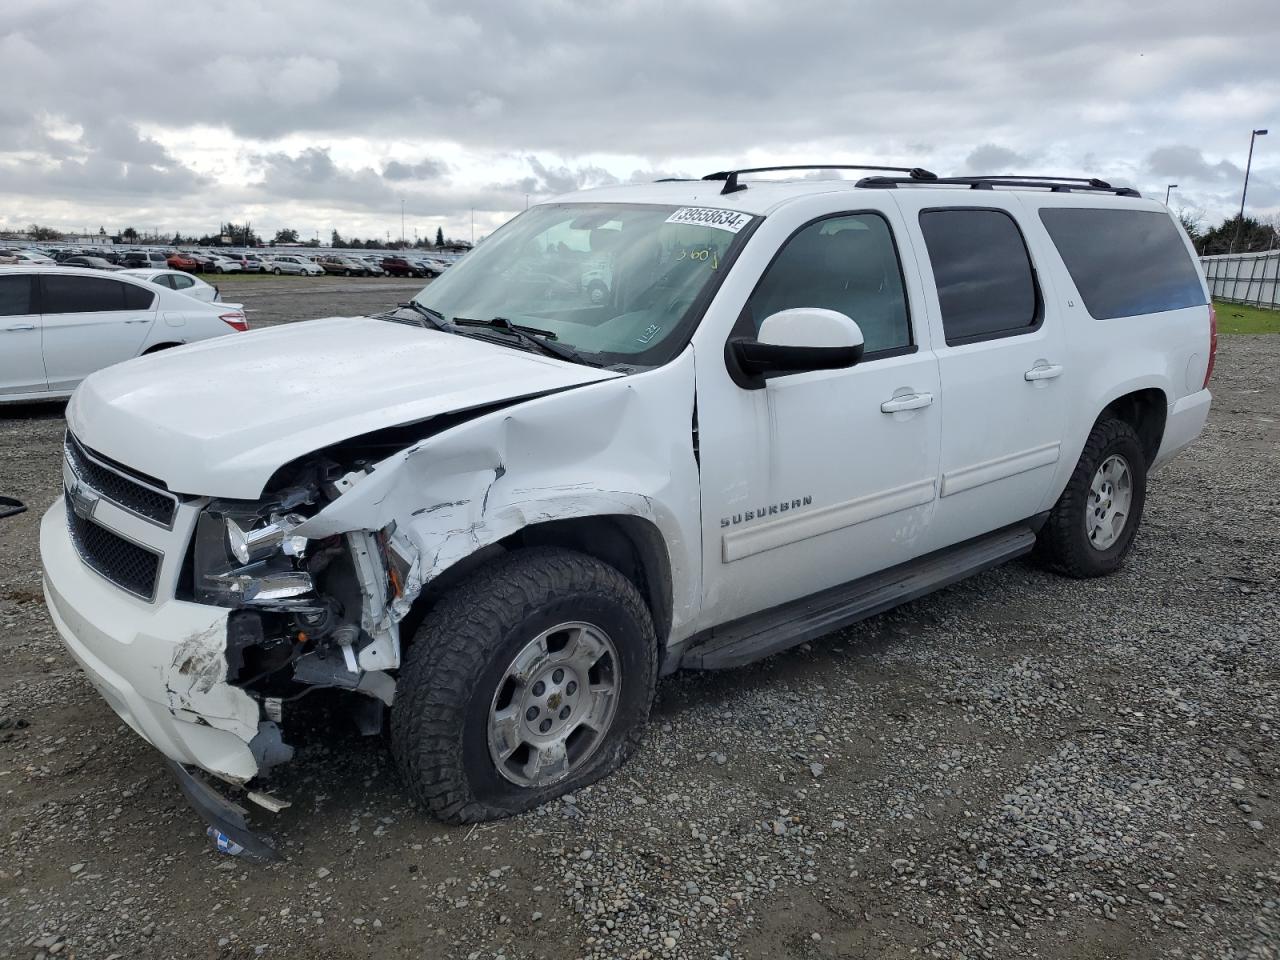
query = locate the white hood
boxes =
[68,316,618,498]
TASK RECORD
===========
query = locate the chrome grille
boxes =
[64,490,162,601]
[64,432,177,528]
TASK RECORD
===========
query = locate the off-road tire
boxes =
[1038,417,1147,578]
[391,547,657,823]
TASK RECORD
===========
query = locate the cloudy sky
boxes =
[2,0,1276,243]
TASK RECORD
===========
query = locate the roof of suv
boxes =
[547,174,1159,217]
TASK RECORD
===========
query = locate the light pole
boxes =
[400,198,405,247]
[471,208,475,246]
[1164,184,1177,205]
[1233,128,1268,251]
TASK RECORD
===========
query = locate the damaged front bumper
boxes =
[41,499,283,788]
[166,759,280,861]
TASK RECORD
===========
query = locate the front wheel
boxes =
[1038,418,1147,578]
[391,547,657,823]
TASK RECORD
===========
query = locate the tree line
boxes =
[1176,211,1276,256]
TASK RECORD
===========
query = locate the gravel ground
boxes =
[0,281,1276,959]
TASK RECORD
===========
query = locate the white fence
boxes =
[1201,251,1280,309]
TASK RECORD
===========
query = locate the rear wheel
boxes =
[1038,418,1147,578]
[391,547,657,823]
[272,267,282,275]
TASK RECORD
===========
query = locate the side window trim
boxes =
[918,205,1044,348]
[730,208,919,364]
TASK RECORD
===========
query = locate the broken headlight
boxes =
[194,505,317,608]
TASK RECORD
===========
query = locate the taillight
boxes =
[219,312,248,332]
[1203,303,1217,389]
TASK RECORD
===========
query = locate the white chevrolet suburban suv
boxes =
[40,166,1215,857]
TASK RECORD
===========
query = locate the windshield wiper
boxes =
[453,317,597,366]
[397,300,455,332]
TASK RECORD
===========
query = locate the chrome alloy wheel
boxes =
[1086,454,1133,550]
[487,622,620,788]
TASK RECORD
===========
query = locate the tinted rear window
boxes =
[0,275,33,316]
[1038,208,1206,320]
[42,275,154,312]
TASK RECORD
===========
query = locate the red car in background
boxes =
[167,251,199,272]
[381,256,424,278]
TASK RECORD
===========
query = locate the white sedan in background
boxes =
[121,268,222,302]
[0,249,57,266]
[267,255,325,276]
[0,266,248,404]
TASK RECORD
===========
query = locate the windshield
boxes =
[411,202,756,365]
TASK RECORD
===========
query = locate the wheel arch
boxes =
[400,513,674,653]
[143,341,185,354]
[1099,386,1167,467]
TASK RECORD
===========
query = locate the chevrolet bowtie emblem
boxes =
[68,478,100,521]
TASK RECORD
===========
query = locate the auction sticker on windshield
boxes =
[665,207,752,233]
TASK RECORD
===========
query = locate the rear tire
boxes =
[272,267,282,275]
[391,547,657,824]
[1038,418,1147,578]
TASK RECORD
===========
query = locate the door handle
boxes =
[880,392,934,413]
[124,318,151,324]
[3,323,35,332]
[1024,363,1064,381]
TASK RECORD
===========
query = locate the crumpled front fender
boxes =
[292,350,703,641]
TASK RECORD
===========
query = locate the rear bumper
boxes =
[40,498,263,784]
[1153,388,1212,471]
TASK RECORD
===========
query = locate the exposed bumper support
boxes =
[165,758,279,861]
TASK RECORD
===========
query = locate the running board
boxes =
[682,524,1037,670]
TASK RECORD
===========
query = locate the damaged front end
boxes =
[175,456,418,851]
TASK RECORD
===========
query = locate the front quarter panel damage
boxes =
[293,350,703,645]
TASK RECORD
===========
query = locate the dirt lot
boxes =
[1,279,1276,959]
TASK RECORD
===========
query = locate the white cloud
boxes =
[1,0,1277,240]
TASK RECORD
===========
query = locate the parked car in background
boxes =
[357,256,387,276]
[1,249,57,266]
[267,255,325,276]
[184,252,219,273]
[241,254,271,274]
[381,256,423,277]
[59,256,125,272]
[207,255,244,274]
[215,253,251,272]
[0,252,18,265]
[407,255,449,278]
[315,255,369,276]
[0,266,248,403]
[166,251,200,273]
[121,268,223,303]
[121,251,169,270]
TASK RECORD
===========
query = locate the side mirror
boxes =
[730,308,865,381]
